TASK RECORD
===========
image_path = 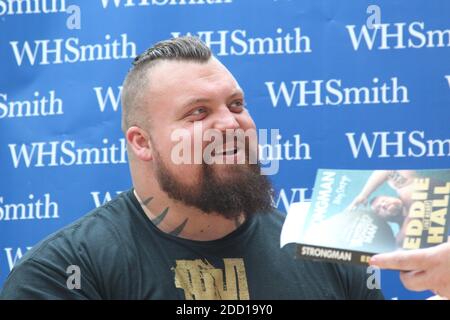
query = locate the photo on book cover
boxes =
[290,169,450,264]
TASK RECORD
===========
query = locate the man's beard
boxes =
[153,148,275,220]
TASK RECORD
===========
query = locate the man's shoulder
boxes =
[17,189,136,267]
[257,208,286,228]
[249,208,287,244]
[0,190,141,299]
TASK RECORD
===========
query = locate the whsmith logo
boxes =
[265,77,409,107]
[3,247,32,271]
[275,187,311,214]
[8,138,127,168]
[346,131,450,159]
[90,191,123,208]
[0,193,59,221]
[100,0,233,8]
[93,86,122,113]
[171,27,312,56]
[0,0,67,16]
[259,134,311,162]
[9,34,137,66]
[0,90,63,119]
[346,22,450,50]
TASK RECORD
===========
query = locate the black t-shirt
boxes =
[0,189,383,300]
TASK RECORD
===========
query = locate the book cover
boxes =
[287,169,450,265]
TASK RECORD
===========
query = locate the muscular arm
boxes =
[360,171,393,199]
[348,170,392,210]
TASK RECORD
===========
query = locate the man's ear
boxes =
[126,126,153,161]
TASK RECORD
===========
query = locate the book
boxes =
[280,169,450,265]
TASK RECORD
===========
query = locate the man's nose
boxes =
[212,107,240,132]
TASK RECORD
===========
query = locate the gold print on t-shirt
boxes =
[173,258,249,300]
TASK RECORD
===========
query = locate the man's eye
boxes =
[191,107,207,116]
[229,100,245,111]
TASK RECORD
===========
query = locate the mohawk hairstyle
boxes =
[121,36,212,133]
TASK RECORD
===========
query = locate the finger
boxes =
[400,270,433,292]
[370,249,433,271]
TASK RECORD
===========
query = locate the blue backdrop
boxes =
[1,0,449,300]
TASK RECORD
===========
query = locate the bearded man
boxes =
[1,37,383,300]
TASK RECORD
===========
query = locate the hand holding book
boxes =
[370,237,450,299]
[282,168,450,265]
